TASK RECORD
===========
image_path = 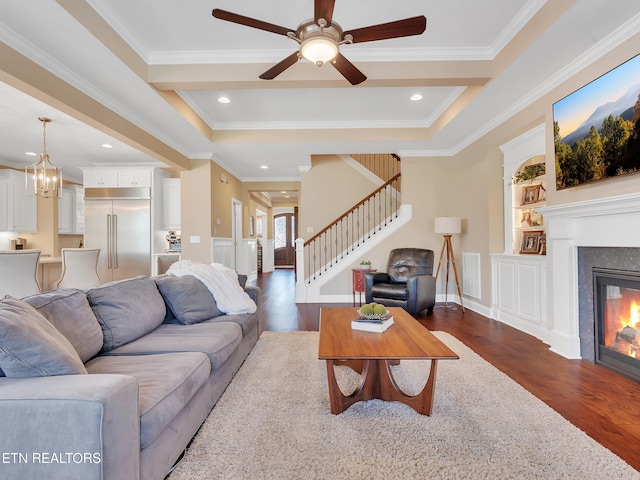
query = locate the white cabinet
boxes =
[83,167,153,188]
[83,169,118,188]
[161,178,181,230]
[491,254,548,343]
[0,169,37,232]
[58,187,74,233]
[75,185,85,234]
[0,177,8,231]
[58,185,84,234]
[117,170,151,187]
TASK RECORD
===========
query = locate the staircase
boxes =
[295,154,409,302]
[349,153,401,184]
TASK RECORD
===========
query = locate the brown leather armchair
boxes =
[364,248,436,314]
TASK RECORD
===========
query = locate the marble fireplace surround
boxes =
[540,191,640,359]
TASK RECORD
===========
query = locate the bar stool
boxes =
[57,248,101,289]
[0,249,41,298]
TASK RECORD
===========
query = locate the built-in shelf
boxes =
[512,169,546,256]
[493,125,549,345]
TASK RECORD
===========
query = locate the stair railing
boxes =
[349,153,401,183]
[303,173,401,283]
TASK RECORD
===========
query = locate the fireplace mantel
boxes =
[538,191,640,358]
[540,191,640,219]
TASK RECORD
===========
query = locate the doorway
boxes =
[274,211,296,268]
[231,198,242,271]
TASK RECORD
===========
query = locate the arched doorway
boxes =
[274,211,296,268]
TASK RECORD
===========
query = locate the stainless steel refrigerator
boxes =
[84,187,151,282]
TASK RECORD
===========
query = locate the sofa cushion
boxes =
[86,352,210,449]
[202,313,256,337]
[156,275,222,324]
[23,288,103,362]
[87,276,166,352]
[104,322,242,370]
[0,296,87,377]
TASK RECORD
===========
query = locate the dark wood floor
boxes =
[254,269,640,471]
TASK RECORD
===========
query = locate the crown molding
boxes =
[404,10,640,158]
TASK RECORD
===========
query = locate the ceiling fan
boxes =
[212,0,427,85]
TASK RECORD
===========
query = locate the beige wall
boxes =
[180,159,245,262]
[299,154,379,242]
[21,196,58,256]
[180,159,213,263]
[242,180,300,239]
[317,152,504,302]
[209,162,242,238]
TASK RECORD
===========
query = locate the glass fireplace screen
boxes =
[594,268,640,381]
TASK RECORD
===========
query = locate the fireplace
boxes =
[593,268,640,382]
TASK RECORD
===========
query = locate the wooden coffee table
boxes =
[318,307,458,415]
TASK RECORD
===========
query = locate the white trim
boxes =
[297,205,412,303]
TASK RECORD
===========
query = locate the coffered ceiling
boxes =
[1,1,639,184]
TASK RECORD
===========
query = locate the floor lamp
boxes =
[434,217,465,312]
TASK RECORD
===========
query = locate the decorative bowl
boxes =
[357,309,390,320]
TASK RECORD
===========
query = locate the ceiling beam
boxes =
[0,43,190,171]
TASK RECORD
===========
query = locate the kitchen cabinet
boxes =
[58,185,84,234]
[82,167,153,188]
[161,178,181,230]
[0,169,37,232]
[83,169,118,188]
[0,177,8,231]
[58,187,74,233]
[117,169,151,187]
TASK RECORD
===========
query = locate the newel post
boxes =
[295,237,306,302]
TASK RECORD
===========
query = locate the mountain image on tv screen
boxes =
[553,54,640,190]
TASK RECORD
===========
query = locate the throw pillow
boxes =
[24,288,104,362]
[87,276,166,352]
[156,275,223,325]
[0,296,87,377]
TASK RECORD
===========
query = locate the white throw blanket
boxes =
[166,260,257,315]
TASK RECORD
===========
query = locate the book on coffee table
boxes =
[351,316,394,333]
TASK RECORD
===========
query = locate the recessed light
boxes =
[281,191,287,194]
[102,144,113,149]
[260,165,268,169]
[410,94,423,101]
[25,152,37,156]
[218,96,231,104]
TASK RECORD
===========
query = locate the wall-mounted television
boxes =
[553,53,640,190]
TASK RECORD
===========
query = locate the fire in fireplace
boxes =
[594,268,640,382]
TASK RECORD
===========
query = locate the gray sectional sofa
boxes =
[0,273,260,480]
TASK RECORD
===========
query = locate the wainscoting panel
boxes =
[491,254,548,344]
[236,239,257,281]
[261,239,275,273]
[211,237,233,268]
[462,252,481,300]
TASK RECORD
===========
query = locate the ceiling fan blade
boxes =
[343,16,427,43]
[259,52,300,80]
[331,53,367,85]
[314,0,336,26]
[212,9,294,37]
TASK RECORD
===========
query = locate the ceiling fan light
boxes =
[300,37,338,66]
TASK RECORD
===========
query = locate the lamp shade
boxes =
[300,37,338,65]
[434,217,461,235]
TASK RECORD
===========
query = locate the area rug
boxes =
[169,331,639,480]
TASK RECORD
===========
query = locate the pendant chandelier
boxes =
[26,116,61,198]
